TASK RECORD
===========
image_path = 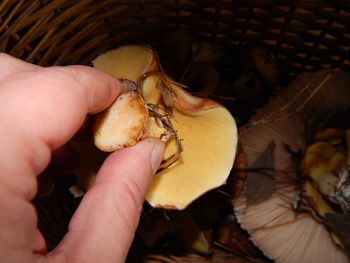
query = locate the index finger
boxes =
[0,64,122,198]
[0,65,122,148]
[0,53,40,82]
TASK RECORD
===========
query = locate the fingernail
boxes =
[151,140,165,174]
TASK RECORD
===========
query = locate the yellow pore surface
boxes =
[92,45,154,81]
[91,46,237,209]
[146,106,237,209]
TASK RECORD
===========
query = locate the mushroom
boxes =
[73,45,238,210]
[232,70,350,262]
[72,45,159,189]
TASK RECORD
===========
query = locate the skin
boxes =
[0,53,165,263]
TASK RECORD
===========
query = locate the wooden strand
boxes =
[26,27,56,62]
[0,0,25,33]
[0,0,348,69]
[0,0,13,14]
[9,11,54,57]
[14,0,68,32]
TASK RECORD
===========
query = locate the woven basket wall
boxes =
[1,0,350,73]
[2,0,350,262]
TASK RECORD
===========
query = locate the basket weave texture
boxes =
[1,0,350,75]
[2,0,350,262]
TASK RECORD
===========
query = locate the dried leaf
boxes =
[247,141,276,205]
[324,213,350,254]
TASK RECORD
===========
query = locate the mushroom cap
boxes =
[139,73,237,209]
[74,45,238,210]
[232,70,350,262]
[92,45,158,80]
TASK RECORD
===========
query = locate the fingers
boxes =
[42,139,165,263]
[0,53,40,82]
[0,65,122,199]
[0,65,122,147]
[0,55,165,263]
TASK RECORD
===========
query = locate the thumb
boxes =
[44,139,164,263]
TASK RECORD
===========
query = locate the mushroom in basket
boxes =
[72,45,238,211]
[232,69,350,263]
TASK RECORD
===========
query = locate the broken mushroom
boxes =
[73,45,238,210]
[232,70,350,263]
[72,45,159,189]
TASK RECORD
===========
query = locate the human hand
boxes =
[0,53,165,263]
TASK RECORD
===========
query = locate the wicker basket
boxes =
[2,0,350,262]
[1,0,350,73]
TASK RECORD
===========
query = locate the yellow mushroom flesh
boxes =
[301,140,347,197]
[301,138,348,205]
[93,89,149,152]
